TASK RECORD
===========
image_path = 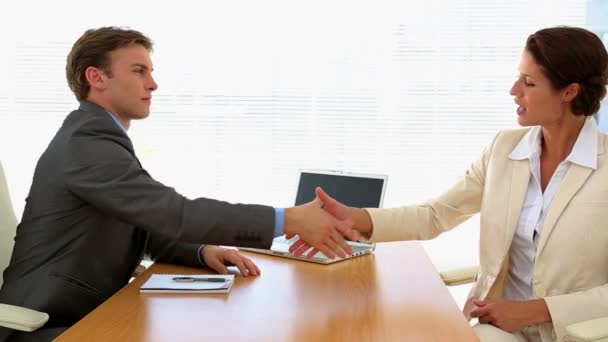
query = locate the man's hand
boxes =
[287,187,374,258]
[315,186,353,221]
[201,245,260,276]
[316,187,373,235]
[470,298,552,333]
[284,195,357,259]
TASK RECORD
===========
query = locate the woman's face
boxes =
[510,50,571,128]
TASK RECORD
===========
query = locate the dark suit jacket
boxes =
[0,101,274,330]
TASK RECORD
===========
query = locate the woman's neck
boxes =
[541,115,586,161]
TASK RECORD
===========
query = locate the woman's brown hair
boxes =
[526,26,608,116]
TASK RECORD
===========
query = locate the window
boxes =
[0,0,590,271]
[587,0,608,131]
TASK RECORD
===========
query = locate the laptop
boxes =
[240,169,388,264]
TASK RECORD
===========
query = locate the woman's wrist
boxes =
[352,208,373,236]
[528,299,552,325]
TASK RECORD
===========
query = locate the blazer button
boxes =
[534,287,546,297]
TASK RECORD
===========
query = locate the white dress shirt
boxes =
[504,116,598,301]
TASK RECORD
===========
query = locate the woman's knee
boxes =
[473,323,526,342]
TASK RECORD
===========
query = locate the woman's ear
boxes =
[562,82,581,103]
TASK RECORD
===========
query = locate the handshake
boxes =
[283,186,373,259]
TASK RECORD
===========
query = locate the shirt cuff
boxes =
[274,208,285,237]
[196,244,206,266]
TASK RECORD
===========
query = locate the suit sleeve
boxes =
[544,284,608,341]
[144,232,202,267]
[63,129,275,249]
[366,132,500,242]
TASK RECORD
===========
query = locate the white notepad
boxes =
[140,274,235,294]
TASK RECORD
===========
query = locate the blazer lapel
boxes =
[537,130,605,256]
[537,162,593,256]
[503,159,531,248]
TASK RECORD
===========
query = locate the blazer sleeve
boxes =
[63,128,275,249]
[144,232,203,267]
[544,284,608,341]
[366,132,500,242]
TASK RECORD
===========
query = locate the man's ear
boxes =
[84,66,107,91]
[562,83,581,103]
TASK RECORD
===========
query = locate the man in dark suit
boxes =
[0,27,355,342]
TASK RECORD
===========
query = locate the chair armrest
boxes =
[439,266,479,286]
[566,317,608,342]
[0,303,49,332]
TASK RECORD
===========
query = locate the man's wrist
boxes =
[197,244,207,266]
[273,208,286,237]
[284,207,296,236]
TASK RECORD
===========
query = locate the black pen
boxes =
[172,276,226,283]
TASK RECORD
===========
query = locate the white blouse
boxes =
[504,116,598,301]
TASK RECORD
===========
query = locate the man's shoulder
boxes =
[62,104,129,144]
[64,103,117,132]
[58,105,135,163]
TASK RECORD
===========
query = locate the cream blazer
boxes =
[366,127,608,342]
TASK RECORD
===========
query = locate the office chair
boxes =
[440,266,608,342]
[0,160,49,332]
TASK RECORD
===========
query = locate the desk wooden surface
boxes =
[57,241,478,342]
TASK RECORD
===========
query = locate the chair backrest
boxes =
[0,161,18,287]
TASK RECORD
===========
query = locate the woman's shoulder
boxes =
[485,127,532,154]
[495,127,531,141]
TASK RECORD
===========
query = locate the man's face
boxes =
[102,44,157,122]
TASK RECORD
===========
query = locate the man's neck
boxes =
[85,96,131,129]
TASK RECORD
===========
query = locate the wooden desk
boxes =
[57,241,478,342]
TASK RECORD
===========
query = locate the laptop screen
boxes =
[294,171,386,208]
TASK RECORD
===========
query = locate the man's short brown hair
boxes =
[66,27,153,102]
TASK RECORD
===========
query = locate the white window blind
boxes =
[0,0,588,270]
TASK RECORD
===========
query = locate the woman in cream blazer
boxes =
[294,27,608,342]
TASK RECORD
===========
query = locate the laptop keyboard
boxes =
[275,236,373,259]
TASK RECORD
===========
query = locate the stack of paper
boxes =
[139,274,235,294]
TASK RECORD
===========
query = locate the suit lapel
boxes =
[503,159,531,248]
[537,130,605,255]
[536,161,593,256]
